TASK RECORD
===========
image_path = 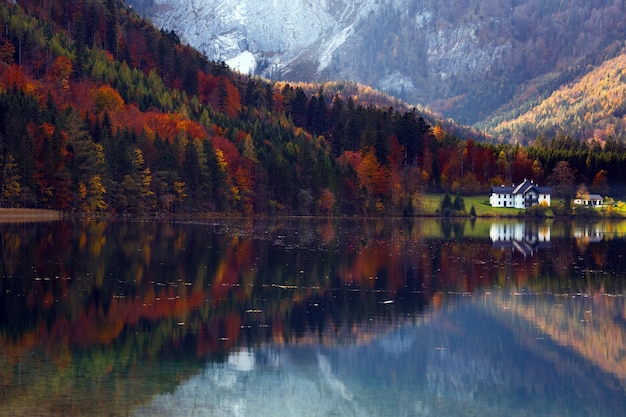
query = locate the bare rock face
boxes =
[135,0,626,126]
[147,0,374,76]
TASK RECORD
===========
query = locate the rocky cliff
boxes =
[132,0,626,129]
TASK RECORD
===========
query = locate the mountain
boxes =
[130,0,626,140]
[481,51,626,143]
[0,0,474,216]
[2,0,626,218]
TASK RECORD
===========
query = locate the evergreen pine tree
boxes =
[440,192,452,216]
[453,194,465,212]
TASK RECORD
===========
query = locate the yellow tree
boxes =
[87,175,107,212]
[174,181,187,206]
[0,154,21,207]
[90,85,124,114]
[133,148,156,212]
[357,147,389,211]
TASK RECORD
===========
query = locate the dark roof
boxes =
[512,180,534,195]
[491,185,515,193]
[491,179,551,195]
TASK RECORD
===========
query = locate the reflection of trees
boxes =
[1,219,626,414]
[2,220,626,350]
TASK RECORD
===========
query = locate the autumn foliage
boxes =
[1,0,626,217]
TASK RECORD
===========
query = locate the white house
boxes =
[489,179,551,208]
[574,194,604,207]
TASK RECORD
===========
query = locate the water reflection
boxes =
[0,218,625,416]
[490,221,551,256]
[134,293,626,417]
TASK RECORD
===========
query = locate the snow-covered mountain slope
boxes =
[148,0,378,76]
[135,0,626,128]
[142,0,504,110]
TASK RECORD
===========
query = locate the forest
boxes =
[1,0,626,216]
[352,0,626,127]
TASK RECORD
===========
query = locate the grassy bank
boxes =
[420,194,626,218]
[420,194,527,217]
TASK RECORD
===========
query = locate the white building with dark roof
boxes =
[489,179,551,209]
[574,194,604,207]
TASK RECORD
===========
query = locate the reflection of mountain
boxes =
[2,219,626,416]
[487,292,626,383]
[135,294,626,417]
[490,222,551,257]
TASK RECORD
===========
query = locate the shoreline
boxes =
[0,207,623,222]
[0,208,65,222]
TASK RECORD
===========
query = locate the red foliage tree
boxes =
[511,149,534,184]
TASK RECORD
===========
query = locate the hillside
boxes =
[481,52,626,144]
[2,0,626,218]
[130,0,626,139]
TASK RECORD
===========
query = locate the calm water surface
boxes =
[1,218,625,416]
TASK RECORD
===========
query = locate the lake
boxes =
[0,217,625,416]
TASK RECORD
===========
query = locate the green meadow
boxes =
[420,194,527,217]
[419,194,626,218]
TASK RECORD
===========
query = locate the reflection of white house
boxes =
[489,223,551,244]
[489,179,551,208]
[490,222,551,256]
[489,222,526,242]
[574,194,604,207]
[573,225,603,243]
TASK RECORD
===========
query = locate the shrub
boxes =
[574,205,600,219]
[526,204,549,218]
